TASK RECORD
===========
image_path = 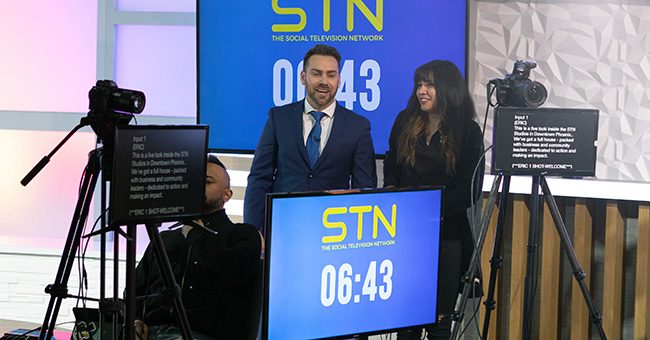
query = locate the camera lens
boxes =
[522,81,547,107]
[108,88,146,114]
[508,80,547,107]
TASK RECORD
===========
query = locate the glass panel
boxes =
[115,25,196,118]
[0,129,96,252]
[0,0,97,112]
[117,0,195,13]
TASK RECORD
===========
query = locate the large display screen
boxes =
[262,187,443,339]
[198,1,467,153]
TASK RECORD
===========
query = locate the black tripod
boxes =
[124,222,194,340]
[450,174,606,340]
[22,123,193,339]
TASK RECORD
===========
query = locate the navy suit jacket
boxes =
[244,100,377,231]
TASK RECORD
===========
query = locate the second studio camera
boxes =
[85,80,146,149]
[89,80,146,114]
[490,60,547,108]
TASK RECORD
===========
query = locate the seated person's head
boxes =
[205,155,233,214]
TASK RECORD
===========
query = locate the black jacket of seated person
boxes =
[134,209,262,340]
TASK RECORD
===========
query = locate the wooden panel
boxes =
[472,194,645,339]
[480,195,500,339]
[603,202,624,340]
[508,196,529,340]
[571,199,594,340]
[634,204,650,340]
[539,201,561,339]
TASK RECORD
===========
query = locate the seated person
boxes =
[134,155,262,340]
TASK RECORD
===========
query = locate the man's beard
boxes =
[204,196,223,213]
[308,84,335,107]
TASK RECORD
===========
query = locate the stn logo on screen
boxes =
[321,204,396,244]
[272,0,383,32]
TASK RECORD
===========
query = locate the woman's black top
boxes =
[383,109,485,294]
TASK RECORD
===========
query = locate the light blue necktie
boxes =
[306,111,324,168]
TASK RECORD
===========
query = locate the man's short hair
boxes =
[303,44,341,69]
[207,154,227,170]
[207,154,231,188]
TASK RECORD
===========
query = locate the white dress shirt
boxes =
[302,99,336,155]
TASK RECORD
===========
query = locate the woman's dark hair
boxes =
[397,60,477,175]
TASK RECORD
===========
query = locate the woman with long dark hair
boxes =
[384,60,484,339]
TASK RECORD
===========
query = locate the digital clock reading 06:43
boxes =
[320,260,393,306]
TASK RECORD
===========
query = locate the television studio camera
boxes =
[489,60,547,108]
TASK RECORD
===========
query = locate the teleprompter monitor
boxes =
[262,187,443,339]
[492,107,599,177]
[110,125,208,225]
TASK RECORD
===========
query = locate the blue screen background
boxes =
[198,1,467,153]
[266,190,442,339]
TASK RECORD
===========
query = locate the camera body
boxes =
[89,80,146,114]
[491,60,547,108]
[85,80,145,149]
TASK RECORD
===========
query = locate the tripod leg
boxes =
[125,224,137,340]
[480,175,511,339]
[540,177,607,340]
[144,223,194,340]
[522,176,543,340]
[39,150,101,340]
[450,174,503,340]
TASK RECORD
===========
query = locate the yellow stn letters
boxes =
[272,0,383,33]
[271,0,306,32]
[322,204,396,243]
[347,0,383,32]
[322,207,348,243]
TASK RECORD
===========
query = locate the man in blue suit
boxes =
[244,44,377,232]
